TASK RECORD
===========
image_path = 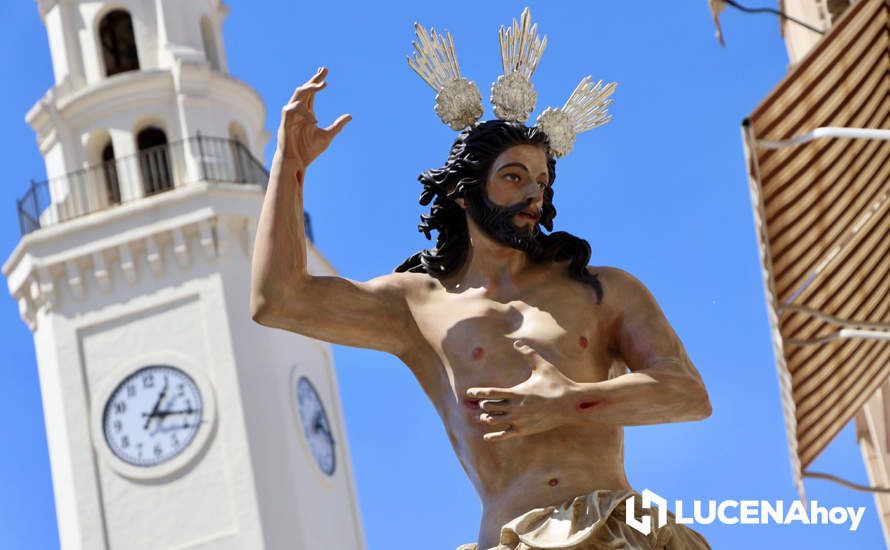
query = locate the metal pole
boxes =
[30,179,39,231]
[755,127,890,150]
[196,131,208,181]
[16,197,24,236]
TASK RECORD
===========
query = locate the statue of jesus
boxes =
[250,64,712,549]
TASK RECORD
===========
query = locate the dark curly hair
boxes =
[395,120,603,303]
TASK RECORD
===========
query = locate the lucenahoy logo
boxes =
[625,489,866,534]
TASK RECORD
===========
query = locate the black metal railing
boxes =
[16,134,272,236]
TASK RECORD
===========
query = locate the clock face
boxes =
[296,376,335,476]
[102,365,203,467]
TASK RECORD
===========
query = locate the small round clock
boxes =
[295,376,336,476]
[102,365,203,467]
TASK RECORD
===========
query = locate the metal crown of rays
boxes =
[406,7,617,158]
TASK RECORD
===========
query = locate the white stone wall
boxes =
[80,288,259,550]
[44,5,71,85]
[780,0,829,64]
[219,220,366,549]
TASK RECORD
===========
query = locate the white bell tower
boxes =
[2,1,365,549]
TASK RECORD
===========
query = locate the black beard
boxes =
[466,192,544,258]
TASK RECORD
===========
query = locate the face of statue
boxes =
[464,144,550,256]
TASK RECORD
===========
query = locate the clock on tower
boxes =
[295,374,336,477]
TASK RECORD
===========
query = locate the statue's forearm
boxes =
[250,151,310,318]
[569,362,711,426]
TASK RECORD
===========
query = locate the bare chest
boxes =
[409,285,612,403]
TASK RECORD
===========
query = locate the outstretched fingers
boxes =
[467,387,515,400]
[478,411,515,441]
[286,81,326,113]
[286,70,330,116]
[310,66,328,84]
[479,399,511,414]
[323,113,352,137]
[478,411,509,424]
[306,82,326,111]
[290,67,328,102]
[483,426,521,442]
[305,67,330,110]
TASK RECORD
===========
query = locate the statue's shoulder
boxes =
[587,265,635,282]
[585,265,651,305]
[371,270,441,297]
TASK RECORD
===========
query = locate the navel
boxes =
[577,400,604,411]
[548,478,559,487]
[472,346,485,360]
[578,336,589,349]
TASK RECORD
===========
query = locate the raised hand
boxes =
[277,67,352,168]
[467,341,586,442]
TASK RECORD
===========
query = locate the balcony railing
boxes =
[15,135,316,240]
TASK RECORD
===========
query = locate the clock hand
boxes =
[141,407,197,419]
[150,390,181,437]
[143,377,169,430]
[313,414,334,443]
[154,424,188,434]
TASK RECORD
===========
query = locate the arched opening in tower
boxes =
[99,10,140,77]
[137,127,173,196]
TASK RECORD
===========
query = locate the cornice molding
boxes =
[2,183,284,331]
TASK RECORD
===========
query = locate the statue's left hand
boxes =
[466,341,585,442]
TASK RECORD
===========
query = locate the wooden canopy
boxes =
[741,0,890,499]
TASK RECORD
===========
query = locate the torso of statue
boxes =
[398,262,631,545]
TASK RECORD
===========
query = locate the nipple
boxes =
[579,336,588,349]
[472,347,485,360]
[548,478,559,487]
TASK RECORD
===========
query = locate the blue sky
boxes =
[0,1,884,548]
